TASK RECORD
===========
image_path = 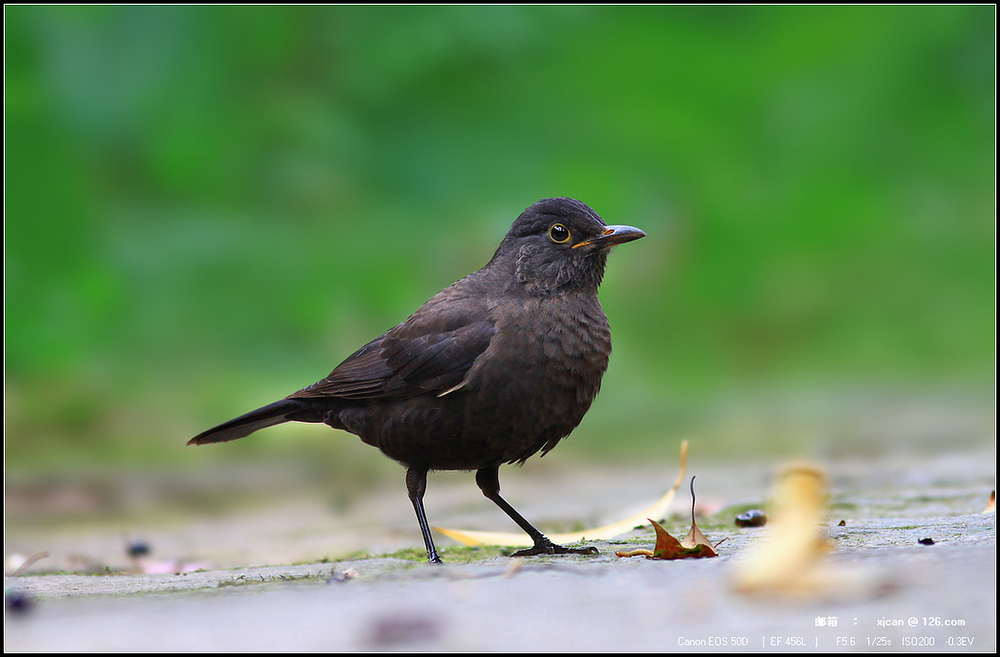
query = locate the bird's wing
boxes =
[288,294,495,401]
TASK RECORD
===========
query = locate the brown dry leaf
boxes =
[436,440,689,547]
[616,477,720,560]
[679,479,715,551]
[984,490,995,514]
[649,518,719,559]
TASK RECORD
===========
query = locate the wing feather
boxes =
[289,294,494,401]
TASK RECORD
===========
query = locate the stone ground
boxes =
[4,447,996,652]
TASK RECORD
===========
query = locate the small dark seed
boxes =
[5,588,34,615]
[127,541,151,558]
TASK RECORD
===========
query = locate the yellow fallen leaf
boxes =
[732,461,892,601]
[732,462,832,594]
[435,440,689,547]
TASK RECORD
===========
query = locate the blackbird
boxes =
[189,197,645,563]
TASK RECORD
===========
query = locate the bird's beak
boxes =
[573,224,646,250]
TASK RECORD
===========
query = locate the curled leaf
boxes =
[617,477,721,560]
[651,518,718,559]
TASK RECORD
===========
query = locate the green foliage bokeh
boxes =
[4,5,994,469]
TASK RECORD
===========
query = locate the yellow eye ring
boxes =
[549,223,571,243]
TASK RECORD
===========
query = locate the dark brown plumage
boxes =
[189,197,645,563]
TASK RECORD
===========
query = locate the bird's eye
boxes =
[548,223,571,244]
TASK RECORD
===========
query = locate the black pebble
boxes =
[735,509,767,527]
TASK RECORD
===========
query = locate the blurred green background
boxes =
[5,5,995,488]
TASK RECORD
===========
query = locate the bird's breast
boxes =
[492,292,612,375]
[347,292,614,471]
[466,292,612,444]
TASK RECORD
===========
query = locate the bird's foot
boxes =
[511,538,599,558]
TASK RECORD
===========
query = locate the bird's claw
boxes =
[511,540,599,558]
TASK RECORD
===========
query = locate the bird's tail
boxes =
[188,399,311,446]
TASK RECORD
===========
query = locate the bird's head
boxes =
[492,198,645,295]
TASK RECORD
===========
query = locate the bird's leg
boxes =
[475,467,599,557]
[405,467,443,564]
